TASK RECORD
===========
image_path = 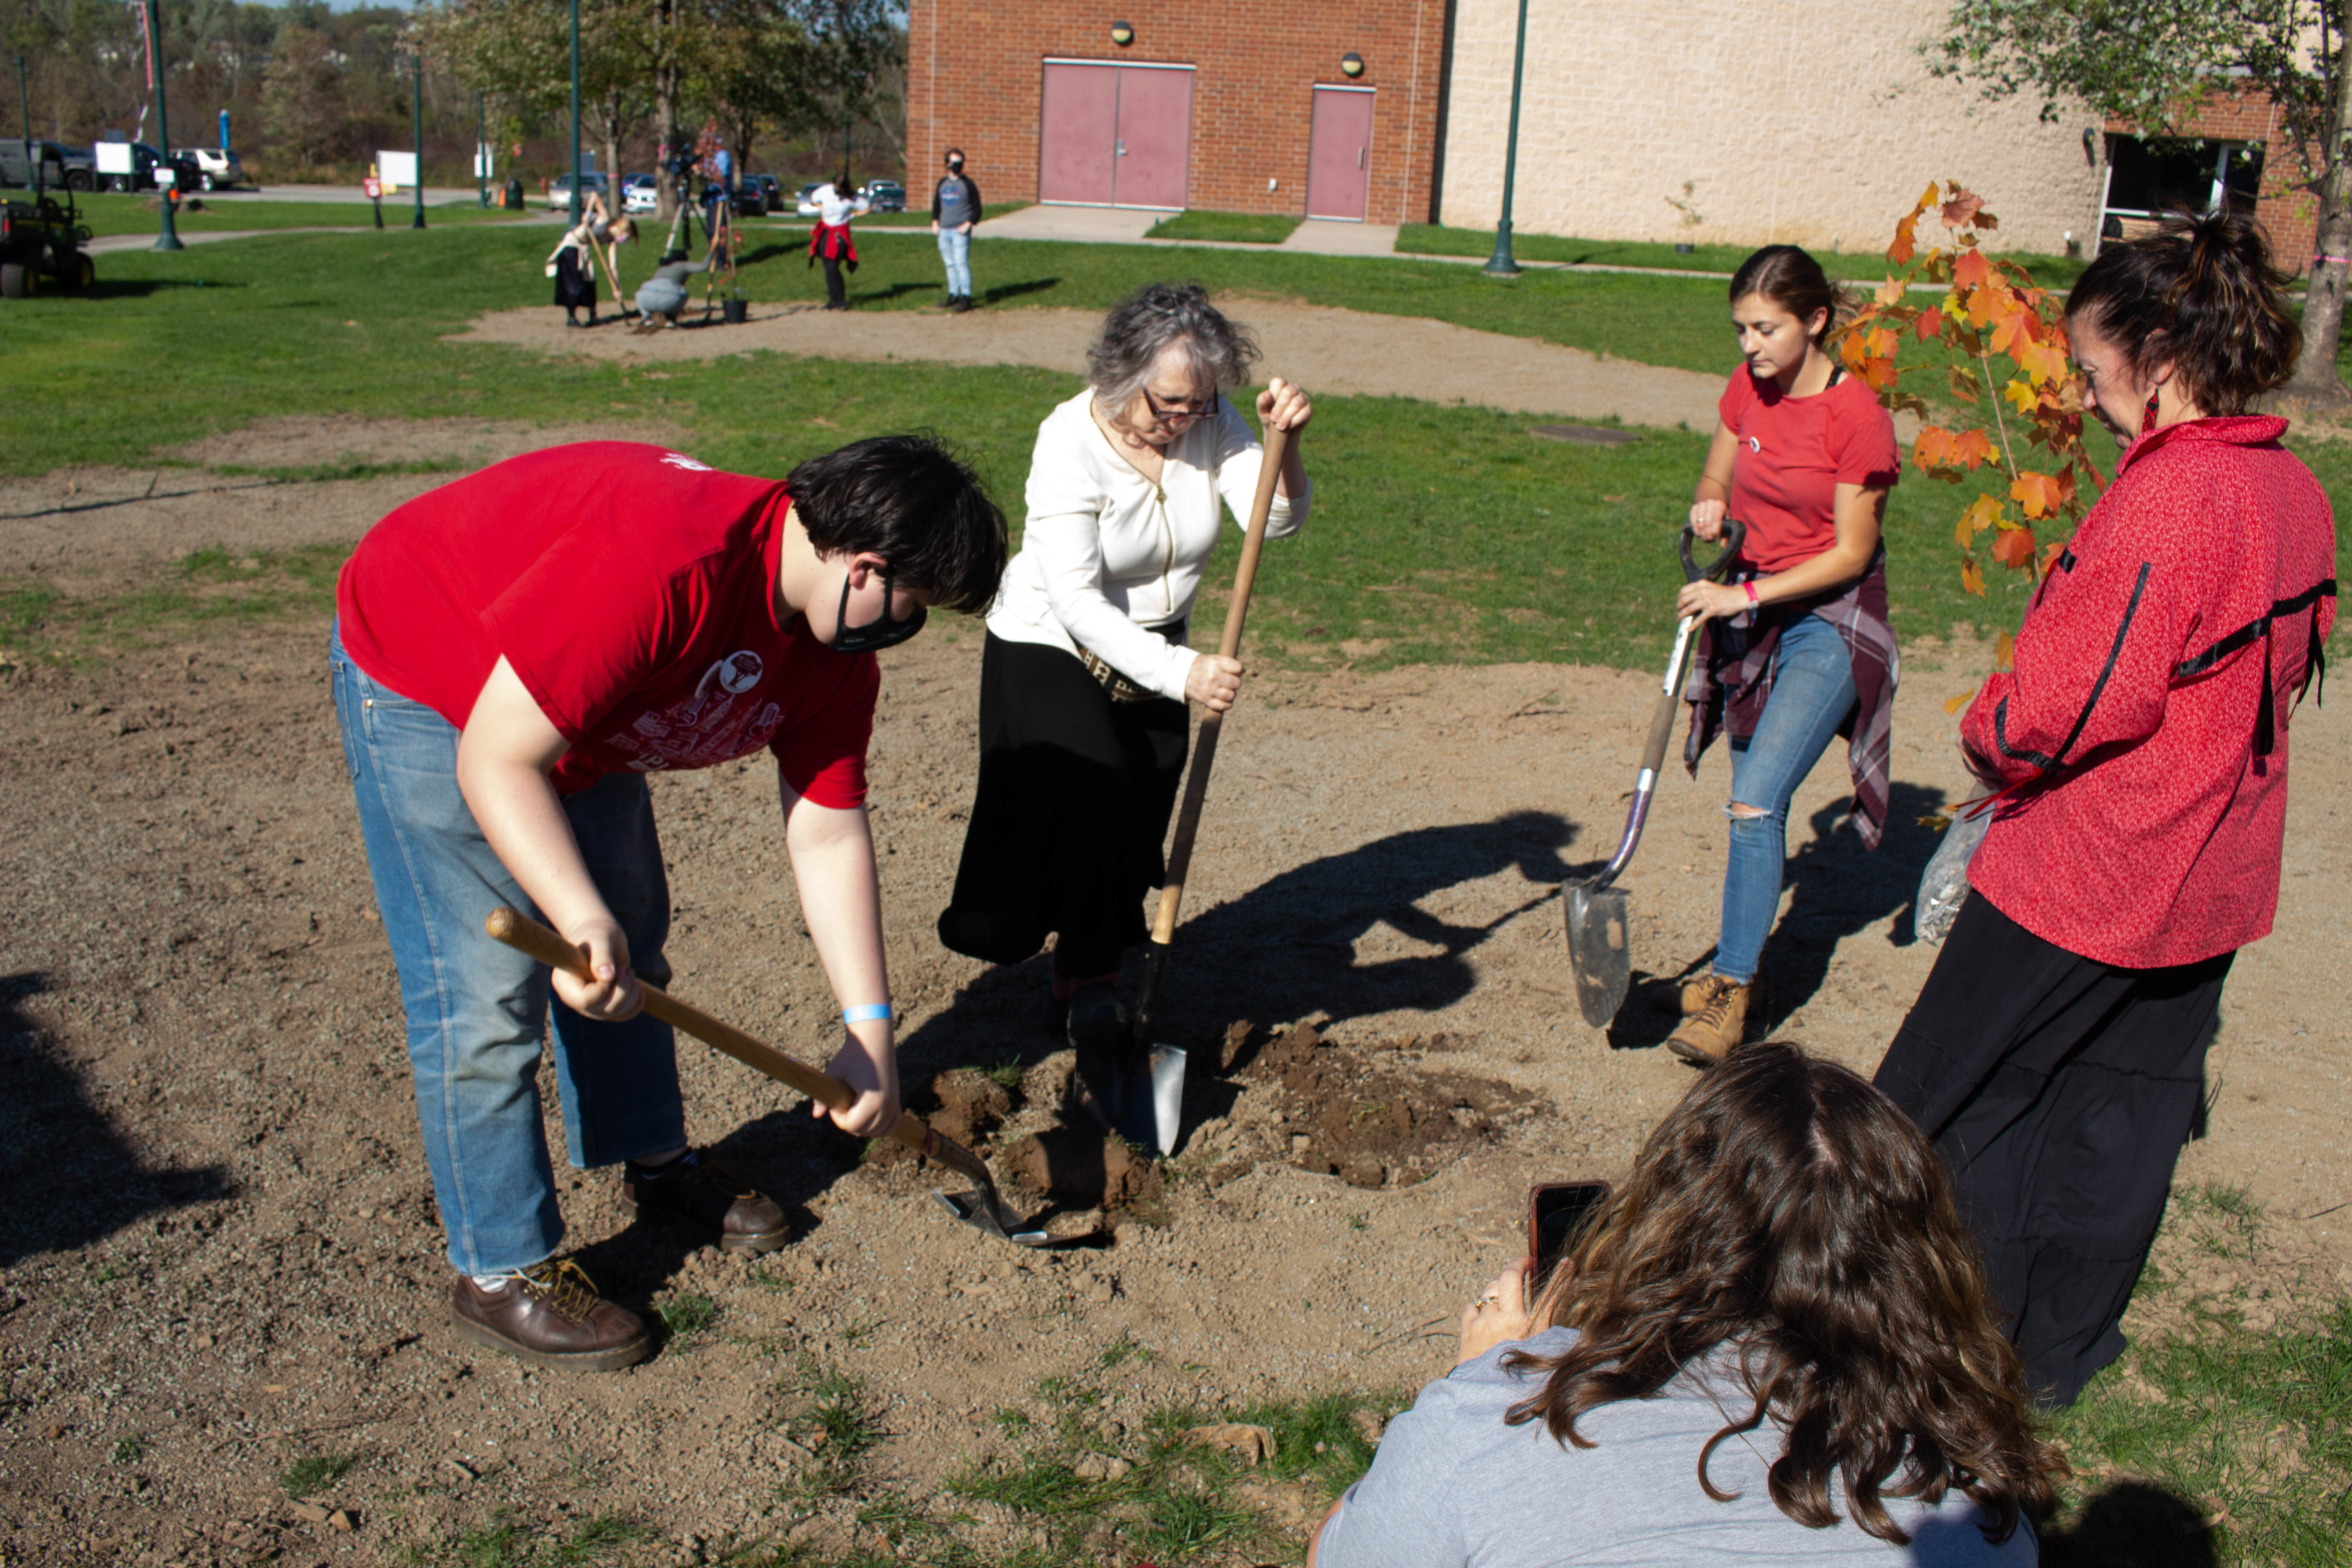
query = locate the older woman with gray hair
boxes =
[938,282,1314,1052]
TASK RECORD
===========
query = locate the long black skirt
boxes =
[1874,895,2232,1408]
[553,247,596,310]
[937,633,1189,966]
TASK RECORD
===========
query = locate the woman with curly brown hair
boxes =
[1875,210,2334,1410]
[1309,1043,2063,1566]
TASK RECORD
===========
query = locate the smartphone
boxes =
[1528,1181,1611,1287]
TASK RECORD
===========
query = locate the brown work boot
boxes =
[450,1259,651,1372]
[621,1149,790,1254]
[1652,973,1715,1016]
[1666,976,1750,1065]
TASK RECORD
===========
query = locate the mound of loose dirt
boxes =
[1004,1127,1166,1216]
[1228,1022,1543,1190]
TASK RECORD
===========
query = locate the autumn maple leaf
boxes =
[1961,558,1987,596]
[1952,249,1993,290]
[1991,526,2039,570]
[2003,377,2040,415]
[2010,471,2063,518]
[1914,306,1943,341]
[1940,189,1987,229]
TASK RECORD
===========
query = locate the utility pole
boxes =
[475,91,487,208]
[1482,0,1530,277]
[145,0,181,251]
[568,0,583,227]
[411,48,426,229]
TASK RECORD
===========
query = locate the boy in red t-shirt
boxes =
[332,436,1004,1370]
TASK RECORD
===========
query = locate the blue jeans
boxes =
[936,226,971,295]
[1714,610,1857,985]
[330,624,686,1276]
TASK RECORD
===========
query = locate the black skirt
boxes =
[554,246,596,309]
[937,632,1189,965]
[1874,895,2233,1408]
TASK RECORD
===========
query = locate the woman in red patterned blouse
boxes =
[1875,211,2336,1408]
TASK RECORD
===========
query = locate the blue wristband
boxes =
[842,1003,893,1024]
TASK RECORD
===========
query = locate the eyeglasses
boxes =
[829,564,927,655]
[1141,386,1217,426]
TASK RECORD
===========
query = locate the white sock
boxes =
[470,1273,511,1291]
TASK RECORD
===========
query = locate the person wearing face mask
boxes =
[937,283,1313,1063]
[1664,245,1903,1066]
[930,148,982,312]
[1874,212,2333,1409]
[331,438,1006,1372]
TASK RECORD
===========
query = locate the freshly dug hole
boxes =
[1239,1022,1539,1188]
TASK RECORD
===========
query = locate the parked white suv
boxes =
[173,147,251,191]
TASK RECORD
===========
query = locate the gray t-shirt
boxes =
[936,174,973,229]
[1315,1328,2036,1568]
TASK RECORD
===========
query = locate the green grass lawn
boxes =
[60,189,544,239]
[1145,209,1304,245]
[1396,222,2094,289]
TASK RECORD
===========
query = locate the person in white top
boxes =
[809,170,870,311]
[939,283,1315,1054]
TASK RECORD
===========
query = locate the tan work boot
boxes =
[1667,976,1750,1065]
[1653,973,1715,1017]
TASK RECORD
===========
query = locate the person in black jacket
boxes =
[930,149,981,312]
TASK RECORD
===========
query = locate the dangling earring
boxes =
[2141,386,2163,436]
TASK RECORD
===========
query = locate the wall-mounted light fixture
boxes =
[1110,20,1134,45]
[1340,50,1366,78]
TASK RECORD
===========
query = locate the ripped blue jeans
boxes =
[1714,610,1857,985]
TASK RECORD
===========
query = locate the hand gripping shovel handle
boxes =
[482,908,1044,1245]
[1129,421,1291,1038]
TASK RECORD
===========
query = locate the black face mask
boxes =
[947,159,963,171]
[830,565,927,654]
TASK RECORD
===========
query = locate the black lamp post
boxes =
[410,49,426,229]
[1483,0,1529,276]
[145,0,181,251]
[568,0,583,227]
[476,91,487,208]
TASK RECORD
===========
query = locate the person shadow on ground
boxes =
[1602,779,1953,1052]
[2039,1480,2220,1568]
[0,970,235,1269]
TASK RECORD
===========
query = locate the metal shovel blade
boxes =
[932,1190,1051,1247]
[1564,879,1632,1028]
[1107,1041,1187,1157]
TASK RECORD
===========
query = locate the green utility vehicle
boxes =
[0,186,94,298]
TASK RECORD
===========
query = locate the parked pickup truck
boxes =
[1,187,94,298]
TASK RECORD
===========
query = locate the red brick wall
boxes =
[906,0,1449,225]
[2106,90,2319,268]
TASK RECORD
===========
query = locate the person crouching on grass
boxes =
[331,437,1006,1372]
[1873,210,2335,1409]
[1310,1043,2064,1567]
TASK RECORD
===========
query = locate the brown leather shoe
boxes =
[1667,976,1751,1066]
[449,1259,651,1372]
[621,1150,790,1254]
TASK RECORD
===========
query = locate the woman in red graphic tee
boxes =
[1875,214,2334,1409]
[1664,246,1902,1066]
[330,437,1004,1370]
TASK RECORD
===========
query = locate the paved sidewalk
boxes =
[1279,220,1400,256]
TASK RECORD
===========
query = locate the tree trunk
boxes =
[2288,19,2352,405]
[652,0,680,224]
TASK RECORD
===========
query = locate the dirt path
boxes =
[449,297,1736,431]
[0,418,2344,1564]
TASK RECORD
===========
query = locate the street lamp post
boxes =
[16,54,39,200]
[568,0,583,227]
[145,0,181,251]
[1483,0,1530,277]
[476,91,487,208]
[411,50,426,229]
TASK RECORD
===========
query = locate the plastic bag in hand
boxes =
[1916,803,1993,945]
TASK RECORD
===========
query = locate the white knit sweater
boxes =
[985,388,1309,701]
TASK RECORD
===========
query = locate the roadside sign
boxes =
[363,175,382,200]
[377,150,418,193]
[95,142,134,176]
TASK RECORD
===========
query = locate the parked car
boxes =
[172,147,252,191]
[545,171,611,212]
[794,181,824,218]
[0,139,67,192]
[862,178,906,213]
[1,186,94,298]
[729,178,768,218]
[95,142,201,194]
[622,172,659,213]
[744,174,783,214]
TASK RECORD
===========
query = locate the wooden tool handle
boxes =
[481,908,988,1185]
[1148,420,1291,945]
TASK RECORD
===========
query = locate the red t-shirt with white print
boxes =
[1718,366,1901,573]
[336,441,877,805]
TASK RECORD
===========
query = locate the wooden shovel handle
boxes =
[481,907,989,1186]
[1148,420,1291,945]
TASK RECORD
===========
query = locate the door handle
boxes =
[1117,140,1127,156]
[1358,147,1366,169]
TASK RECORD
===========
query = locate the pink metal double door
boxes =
[1039,59,1194,209]
[1306,85,1376,221]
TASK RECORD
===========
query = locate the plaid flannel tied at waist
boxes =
[1681,548,1899,850]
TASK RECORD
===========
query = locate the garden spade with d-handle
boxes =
[483,907,1049,1247]
[1108,421,1292,1157]
[1563,519,1746,1027]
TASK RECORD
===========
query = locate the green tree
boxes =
[1927,0,2352,403]
[260,21,343,167]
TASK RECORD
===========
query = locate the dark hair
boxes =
[1508,1043,2063,1546]
[945,147,965,164]
[1086,282,1261,410]
[2065,210,2301,416]
[786,435,1007,614]
[1729,245,1856,346]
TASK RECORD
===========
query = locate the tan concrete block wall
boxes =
[1436,0,2105,259]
